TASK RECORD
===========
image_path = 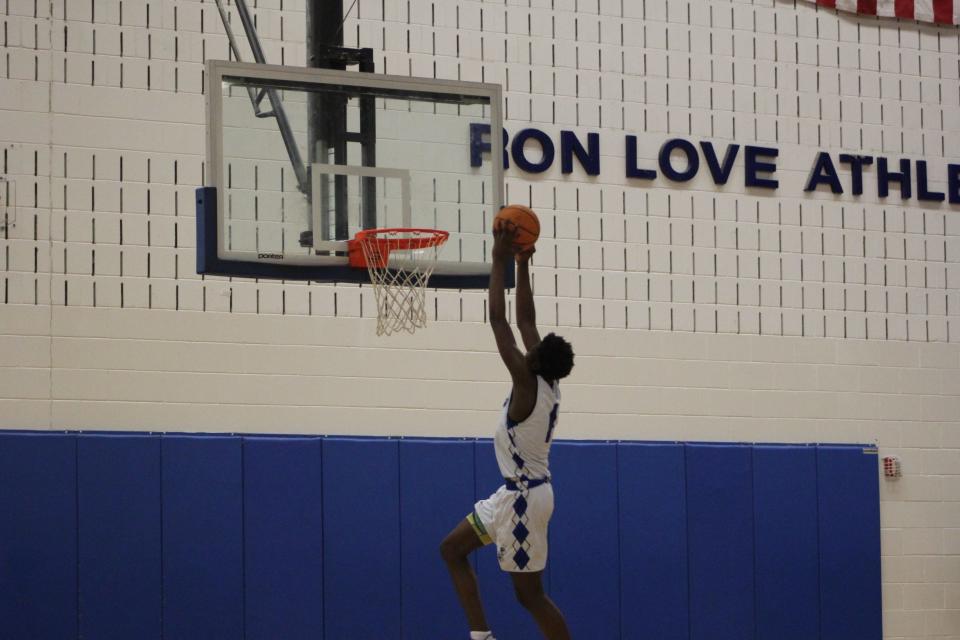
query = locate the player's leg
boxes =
[510,571,571,640]
[440,518,492,634]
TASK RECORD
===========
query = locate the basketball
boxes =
[495,204,540,249]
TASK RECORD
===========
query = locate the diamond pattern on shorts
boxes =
[504,404,534,571]
[512,521,530,544]
[513,494,528,516]
[513,547,530,570]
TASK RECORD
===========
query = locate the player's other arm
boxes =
[489,226,529,381]
[514,249,541,351]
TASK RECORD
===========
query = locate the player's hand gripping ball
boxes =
[494,204,540,251]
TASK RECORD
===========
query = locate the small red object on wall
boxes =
[882,456,901,479]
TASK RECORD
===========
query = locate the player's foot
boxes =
[470,632,495,640]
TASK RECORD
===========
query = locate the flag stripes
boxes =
[807,0,958,24]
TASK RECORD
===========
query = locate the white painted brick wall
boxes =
[0,0,959,637]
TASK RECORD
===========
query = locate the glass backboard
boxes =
[197,60,504,288]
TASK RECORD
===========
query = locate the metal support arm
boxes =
[212,0,309,194]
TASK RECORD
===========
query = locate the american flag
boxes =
[806,0,958,25]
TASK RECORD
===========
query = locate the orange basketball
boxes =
[495,204,540,249]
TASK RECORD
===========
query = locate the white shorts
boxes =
[469,482,554,573]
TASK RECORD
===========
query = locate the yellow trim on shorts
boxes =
[467,511,493,546]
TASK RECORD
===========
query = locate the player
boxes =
[440,223,575,640]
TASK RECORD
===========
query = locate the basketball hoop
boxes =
[348,228,449,336]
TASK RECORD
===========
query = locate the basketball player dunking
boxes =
[440,223,575,640]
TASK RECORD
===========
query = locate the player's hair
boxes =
[536,333,575,381]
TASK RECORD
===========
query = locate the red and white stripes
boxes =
[809,0,958,25]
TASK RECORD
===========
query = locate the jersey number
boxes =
[545,403,559,443]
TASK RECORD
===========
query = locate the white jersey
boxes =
[494,376,560,480]
[472,376,560,572]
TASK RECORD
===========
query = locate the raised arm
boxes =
[515,249,541,351]
[489,226,529,381]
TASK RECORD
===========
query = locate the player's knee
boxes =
[439,536,462,563]
[513,582,545,610]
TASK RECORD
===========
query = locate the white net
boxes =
[357,229,448,336]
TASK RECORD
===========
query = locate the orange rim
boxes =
[348,228,449,269]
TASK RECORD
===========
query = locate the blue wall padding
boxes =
[818,446,883,640]
[322,438,401,640]
[0,433,78,640]
[161,436,244,640]
[753,445,820,640]
[550,442,620,639]
[399,439,476,639]
[0,432,884,640]
[686,444,756,640]
[77,435,162,640]
[243,437,324,640]
[617,443,689,640]
[474,439,546,640]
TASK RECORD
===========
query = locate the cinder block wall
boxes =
[0,1,958,637]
